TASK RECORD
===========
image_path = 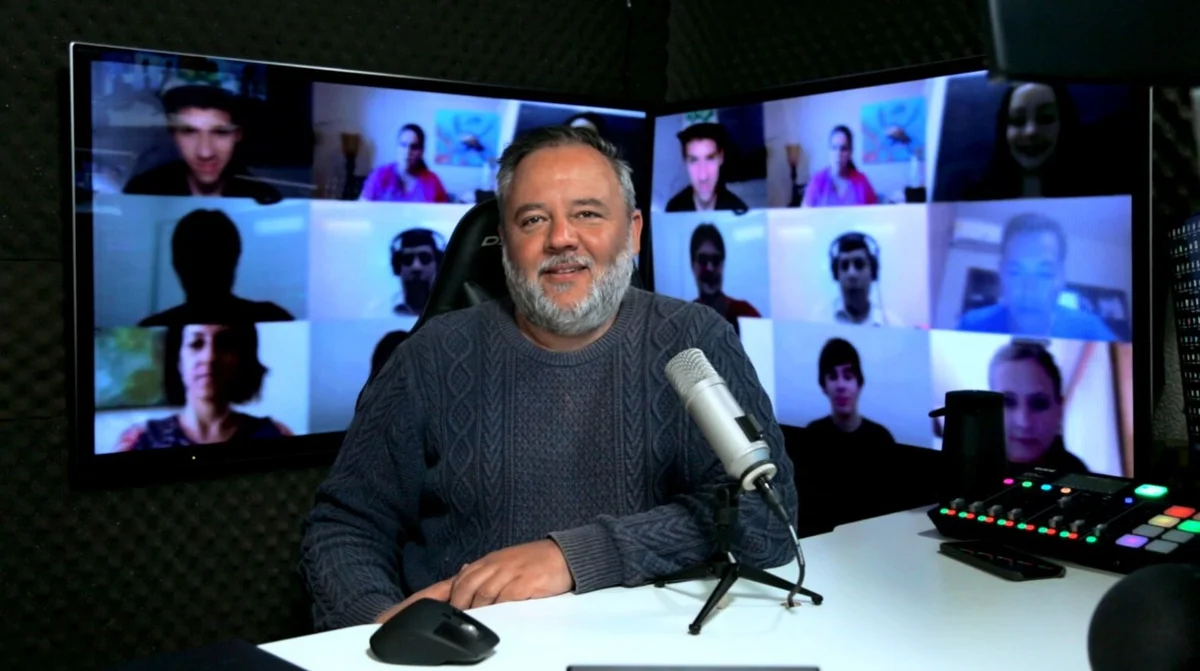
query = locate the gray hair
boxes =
[495,125,637,219]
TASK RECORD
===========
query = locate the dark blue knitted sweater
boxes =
[299,288,798,631]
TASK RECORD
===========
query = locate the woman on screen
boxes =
[987,340,1088,472]
[802,125,879,208]
[116,323,292,450]
[967,83,1089,201]
[359,123,451,203]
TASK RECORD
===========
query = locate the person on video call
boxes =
[802,125,879,208]
[966,83,1096,201]
[664,122,748,214]
[689,223,761,334]
[804,338,896,448]
[957,213,1117,341]
[300,126,797,631]
[366,228,448,380]
[987,339,1089,472]
[138,209,294,328]
[813,232,901,326]
[359,123,450,203]
[122,83,281,203]
[115,323,293,450]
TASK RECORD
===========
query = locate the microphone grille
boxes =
[665,348,718,396]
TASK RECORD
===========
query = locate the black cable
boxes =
[754,477,807,608]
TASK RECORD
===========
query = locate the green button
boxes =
[1135,484,1169,498]
[1178,520,1200,534]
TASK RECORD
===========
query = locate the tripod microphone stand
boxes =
[653,482,825,635]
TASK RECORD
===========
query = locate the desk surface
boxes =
[262,508,1119,671]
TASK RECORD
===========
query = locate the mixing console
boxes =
[929,468,1200,574]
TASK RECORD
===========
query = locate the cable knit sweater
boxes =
[299,288,798,631]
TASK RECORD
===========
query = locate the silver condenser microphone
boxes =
[665,348,777,491]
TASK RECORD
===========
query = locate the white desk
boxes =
[262,508,1120,671]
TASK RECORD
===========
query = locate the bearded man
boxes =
[299,126,797,631]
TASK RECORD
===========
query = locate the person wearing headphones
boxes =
[811,231,902,326]
[389,228,445,317]
[689,223,761,334]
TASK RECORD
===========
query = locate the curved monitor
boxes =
[68,42,649,488]
[647,58,1150,479]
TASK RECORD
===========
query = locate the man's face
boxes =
[822,364,860,416]
[397,243,438,284]
[1000,230,1064,321]
[684,139,723,203]
[500,144,642,335]
[835,248,873,299]
[171,107,241,187]
[691,240,723,297]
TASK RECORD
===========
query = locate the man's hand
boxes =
[374,539,575,624]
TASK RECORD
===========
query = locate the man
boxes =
[139,209,294,328]
[804,338,895,449]
[123,83,281,203]
[958,213,1118,341]
[689,223,761,334]
[389,228,444,317]
[299,126,797,631]
[665,123,748,214]
[813,232,901,327]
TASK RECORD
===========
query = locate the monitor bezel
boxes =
[644,56,1154,478]
[66,41,654,490]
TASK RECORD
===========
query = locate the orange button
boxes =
[1165,506,1196,518]
[1149,515,1181,528]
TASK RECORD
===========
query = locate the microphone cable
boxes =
[753,476,807,608]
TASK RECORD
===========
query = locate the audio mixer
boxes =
[929,468,1200,574]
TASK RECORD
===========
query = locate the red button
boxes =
[1165,506,1196,518]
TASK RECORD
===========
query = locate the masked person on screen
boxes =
[359,123,451,203]
[957,213,1117,341]
[123,83,282,203]
[665,122,748,214]
[139,209,295,328]
[802,126,879,208]
[300,126,797,631]
[812,232,901,327]
[987,340,1089,472]
[804,338,896,449]
[115,323,293,450]
[688,223,761,335]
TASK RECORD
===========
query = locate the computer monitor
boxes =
[68,42,650,488]
[648,58,1149,478]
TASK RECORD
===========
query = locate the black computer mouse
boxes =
[369,598,499,666]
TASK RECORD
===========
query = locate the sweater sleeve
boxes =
[550,318,800,593]
[299,350,424,631]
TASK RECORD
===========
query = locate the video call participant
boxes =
[139,209,295,328]
[802,125,878,208]
[300,126,796,630]
[359,123,450,203]
[122,83,282,203]
[815,232,900,327]
[664,122,748,214]
[987,340,1089,472]
[689,223,761,334]
[368,228,448,380]
[957,213,1117,341]
[115,323,293,450]
[966,83,1091,201]
[803,338,896,449]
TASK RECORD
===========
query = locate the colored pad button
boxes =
[1116,534,1149,548]
[1131,524,1165,538]
[1178,520,1200,534]
[1149,515,1181,528]
[1162,529,1194,544]
[1165,506,1196,518]
[1136,484,1169,498]
[1145,540,1179,554]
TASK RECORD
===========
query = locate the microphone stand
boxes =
[653,481,825,635]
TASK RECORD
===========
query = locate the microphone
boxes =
[665,348,777,492]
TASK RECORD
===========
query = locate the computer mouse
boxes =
[369,598,500,666]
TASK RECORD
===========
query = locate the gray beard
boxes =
[502,229,635,338]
